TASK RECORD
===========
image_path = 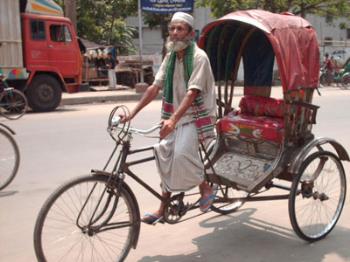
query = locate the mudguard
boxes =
[91,170,141,249]
[288,137,349,175]
[122,181,141,249]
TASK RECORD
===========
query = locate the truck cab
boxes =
[0,0,83,112]
[22,13,82,111]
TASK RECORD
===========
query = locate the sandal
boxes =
[199,193,215,213]
[141,212,164,225]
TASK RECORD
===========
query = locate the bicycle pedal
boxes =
[152,217,165,225]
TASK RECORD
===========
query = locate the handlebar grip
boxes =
[111,115,121,127]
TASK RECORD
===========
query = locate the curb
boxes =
[60,86,290,106]
[61,91,162,106]
[61,93,141,106]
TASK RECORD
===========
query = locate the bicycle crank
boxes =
[163,193,187,224]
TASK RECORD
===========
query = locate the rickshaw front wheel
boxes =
[288,151,347,242]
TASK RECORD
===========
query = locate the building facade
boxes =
[126,8,350,78]
[127,8,350,55]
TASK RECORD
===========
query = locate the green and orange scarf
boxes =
[161,42,215,142]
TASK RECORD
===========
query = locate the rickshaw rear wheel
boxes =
[210,184,247,215]
[288,151,346,242]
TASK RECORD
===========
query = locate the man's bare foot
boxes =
[141,192,170,224]
[141,211,164,224]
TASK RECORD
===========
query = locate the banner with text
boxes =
[141,0,194,13]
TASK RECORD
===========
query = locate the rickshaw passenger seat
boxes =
[239,95,284,118]
[217,95,285,143]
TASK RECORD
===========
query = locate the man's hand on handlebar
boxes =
[119,114,132,123]
[117,111,175,139]
[159,118,176,139]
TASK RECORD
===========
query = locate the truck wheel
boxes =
[27,75,62,112]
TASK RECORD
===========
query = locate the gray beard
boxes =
[165,39,190,52]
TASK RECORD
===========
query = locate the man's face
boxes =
[166,21,193,52]
[168,22,191,41]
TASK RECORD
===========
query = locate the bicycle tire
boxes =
[0,89,28,120]
[210,184,246,215]
[34,175,139,262]
[0,128,20,190]
[341,74,350,88]
[289,151,346,242]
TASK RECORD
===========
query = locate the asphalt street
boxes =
[0,86,350,262]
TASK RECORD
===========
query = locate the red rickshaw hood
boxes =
[198,9,320,91]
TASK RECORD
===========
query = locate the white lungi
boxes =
[154,122,204,192]
[153,43,216,192]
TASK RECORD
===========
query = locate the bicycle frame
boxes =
[103,135,294,207]
[101,139,164,202]
[71,139,152,244]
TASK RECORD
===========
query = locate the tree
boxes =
[143,13,172,57]
[197,0,350,18]
[57,0,138,54]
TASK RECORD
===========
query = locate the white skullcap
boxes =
[171,12,194,27]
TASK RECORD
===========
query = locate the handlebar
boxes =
[129,124,162,135]
[108,112,161,142]
[110,115,161,135]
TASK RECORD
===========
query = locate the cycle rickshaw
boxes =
[34,10,348,262]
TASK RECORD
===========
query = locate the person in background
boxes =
[107,52,117,88]
[110,46,119,65]
[323,53,335,78]
[96,50,107,78]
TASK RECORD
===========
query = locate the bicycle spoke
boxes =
[0,89,27,120]
[290,151,346,241]
[35,176,136,261]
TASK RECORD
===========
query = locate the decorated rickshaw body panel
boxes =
[198,10,323,190]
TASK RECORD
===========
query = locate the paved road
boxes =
[0,87,350,262]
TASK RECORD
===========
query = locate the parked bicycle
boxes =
[0,74,28,120]
[0,123,20,190]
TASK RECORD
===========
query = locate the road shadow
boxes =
[138,208,350,262]
[0,190,18,198]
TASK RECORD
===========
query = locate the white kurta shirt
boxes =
[153,44,216,126]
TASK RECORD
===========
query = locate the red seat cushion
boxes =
[239,95,285,118]
[218,113,284,143]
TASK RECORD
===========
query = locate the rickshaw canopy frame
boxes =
[198,9,320,92]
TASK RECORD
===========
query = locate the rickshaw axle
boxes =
[312,192,329,201]
[214,194,290,203]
